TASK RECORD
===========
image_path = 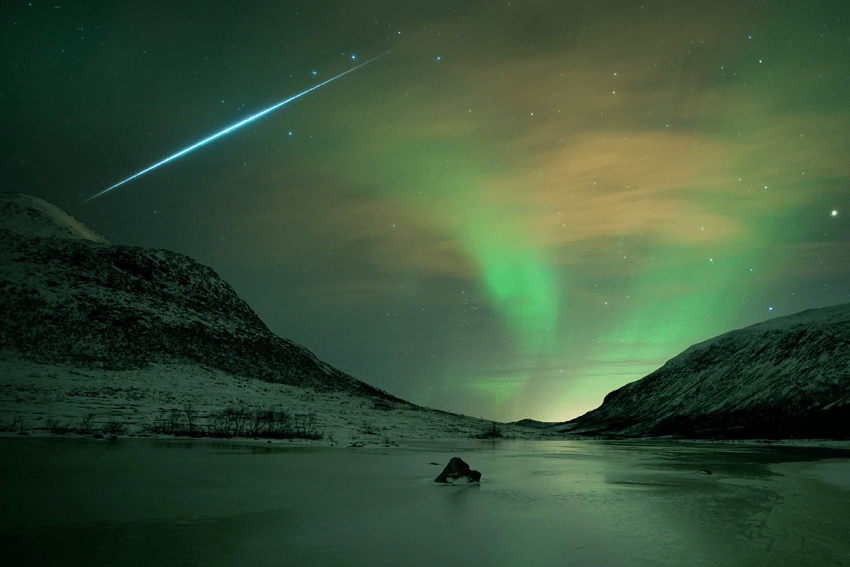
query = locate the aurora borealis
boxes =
[2,1,848,421]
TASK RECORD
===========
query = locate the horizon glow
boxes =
[7,1,846,423]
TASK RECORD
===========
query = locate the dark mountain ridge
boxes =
[559,303,850,439]
[0,192,400,400]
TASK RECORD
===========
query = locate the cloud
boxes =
[780,240,850,277]
[195,179,474,283]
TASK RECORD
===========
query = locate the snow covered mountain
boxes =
[0,192,110,244]
[560,304,850,439]
[0,192,396,400]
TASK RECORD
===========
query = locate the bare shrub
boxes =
[208,405,248,438]
[103,420,127,435]
[142,404,323,441]
[475,421,505,439]
[75,413,97,435]
[167,409,182,434]
[184,402,198,436]
[46,417,73,434]
[293,414,321,440]
[12,416,27,435]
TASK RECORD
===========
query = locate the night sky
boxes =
[2,1,848,422]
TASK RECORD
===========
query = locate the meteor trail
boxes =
[85,52,390,202]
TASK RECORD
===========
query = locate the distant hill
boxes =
[510,419,560,429]
[0,192,399,400]
[558,304,850,439]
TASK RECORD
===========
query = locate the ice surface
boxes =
[1,438,848,567]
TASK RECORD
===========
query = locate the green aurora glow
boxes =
[2,1,847,421]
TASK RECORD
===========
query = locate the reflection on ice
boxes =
[1,438,848,567]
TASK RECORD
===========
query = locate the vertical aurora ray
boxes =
[463,214,560,356]
[353,138,567,413]
[2,0,848,426]
[286,0,848,420]
[435,198,563,413]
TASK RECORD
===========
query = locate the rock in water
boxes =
[434,457,481,483]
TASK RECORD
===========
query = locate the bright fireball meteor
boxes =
[85,52,390,202]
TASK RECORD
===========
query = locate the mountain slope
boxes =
[0,192,397,399]
[0,193,110,244]
[560,304,850,439]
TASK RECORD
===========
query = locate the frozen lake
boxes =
[1,437,849,566]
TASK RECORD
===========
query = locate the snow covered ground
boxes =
[0,353,553,442]
[4,353,850,447]
[3,352,849,566]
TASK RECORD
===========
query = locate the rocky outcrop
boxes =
[559,303,850,439]
[435,457,481,483]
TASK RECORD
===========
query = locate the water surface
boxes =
[2,437,848,566]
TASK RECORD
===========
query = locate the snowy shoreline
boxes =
[4,355,849,447]
[3,431,849,451]
[0,355,559,443]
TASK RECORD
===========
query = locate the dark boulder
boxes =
[434,457,481,483]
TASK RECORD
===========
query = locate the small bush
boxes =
[208,405,248,438]
[166,408,182,434]
[46,417,73,434]
[143,405,323,440]
[293,413,322,440]
[151,408,188,435]
[475,421,505,439]
[75,413,97,435]
[103,420,127,435]
[11,416,27,435]
[184,402,198,436]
